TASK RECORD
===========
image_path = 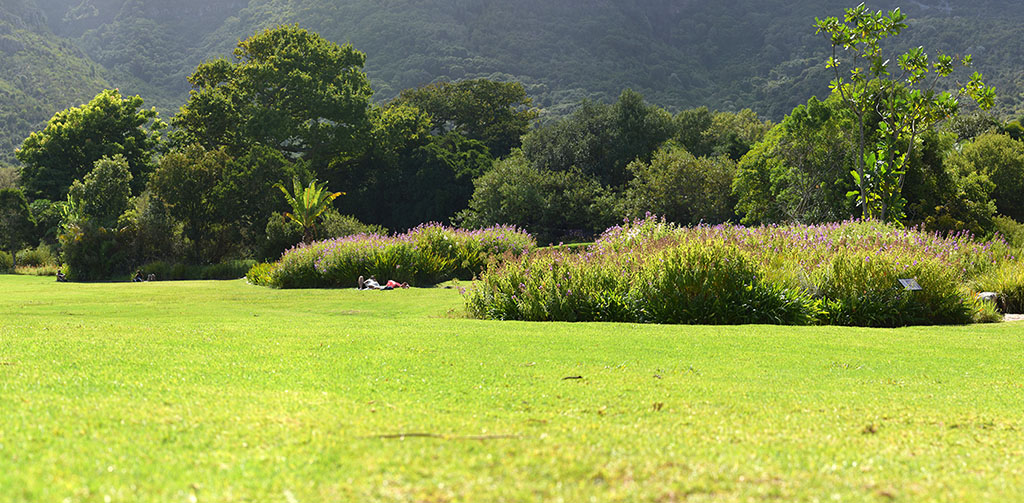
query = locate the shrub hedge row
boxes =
[464,217,1017,326]
[250,224,535,288]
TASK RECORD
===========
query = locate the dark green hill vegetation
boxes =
[0,0,111,167]
[2,0,1024,170]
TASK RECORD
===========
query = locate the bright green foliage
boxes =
[815,4,995,222]
[816,251,972,327]
[275,177,342,244]
[0,187,35,262]
[58,221,131,281]
[465,241,818,325]
[455,153,617,244]
[621,145,737,225]
[171,24,373,169]
[15,89,164,201]
[950,133,1024,222]
[66,155,133,229]
[393,79,537,157]
[905,131,997,236]
[58,157,137,281]
[733,95,858,224]
[260,224,534,288]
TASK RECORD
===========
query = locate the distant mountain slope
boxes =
[0,0,110,166]
[2,0,1023,167]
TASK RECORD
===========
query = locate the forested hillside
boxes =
[1,0,1023,167]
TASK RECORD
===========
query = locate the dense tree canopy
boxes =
[171,25,373,169]
[15,89,164,201]
[394,79,537,158]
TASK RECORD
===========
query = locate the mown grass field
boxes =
[1,275,1023,502]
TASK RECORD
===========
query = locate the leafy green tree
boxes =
[171,25,373,170]
[950,133,1024,222]
[673,107,715,157]
[217,145,306,253]
[455,152,617,244]
[903,130,996,236]
[148,145,232,262]
[15,89,164,201]
[394,79,537,157]
[521,89,673,187]
[332,102,493,230]
[815,4,995,222]
[0,187,35,266]
[276,177,343,244]
[67,155,133,229]
[621,145,737,225]
[733,95,858,224]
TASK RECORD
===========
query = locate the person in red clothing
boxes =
[358,275,409,290]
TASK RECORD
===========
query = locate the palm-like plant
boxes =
[275,177,343,243]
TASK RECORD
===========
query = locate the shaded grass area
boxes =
[1,275,1023,502]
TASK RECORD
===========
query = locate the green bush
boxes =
[973,260,1024,313]
[815,251,973,327]
[992,216,1024,248]
[0,250,12,272]
[16,245,57,267]
[465,241,818,324]
[140,260,257,281]
[60,222,132,281]
[246,262,277,286]
[466,217,999,326]
[264,224,535,288]
[321,210,388,239]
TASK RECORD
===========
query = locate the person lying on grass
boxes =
[357,276,409,290]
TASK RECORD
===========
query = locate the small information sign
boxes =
[898,278,922,291]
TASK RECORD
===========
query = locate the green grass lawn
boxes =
[2,275,1023,502]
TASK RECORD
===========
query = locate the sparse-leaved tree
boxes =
[815,3,995,222]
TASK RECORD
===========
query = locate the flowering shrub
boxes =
[256,224,535,288]
[815,251,972,327]
[465,240,818,324]
[466,215,1011,326]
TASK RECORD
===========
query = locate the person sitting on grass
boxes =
[55,270,67,282]
[133,270,145,282]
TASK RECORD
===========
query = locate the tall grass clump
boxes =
[0,251,12,272]
[973,260,1024,313]
[466,215,1012,326]
[259,224,535,288]
[815,251,972,326]
[465,239,818,324]
[15,245,57,268]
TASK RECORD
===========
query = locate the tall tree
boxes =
[67,155,134,229]
[815,4,994,222]
[171,24,373,170]
[0,188,35,266]
[521,89,673,187]
[16,89,164,201]
[394,79,537,158]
